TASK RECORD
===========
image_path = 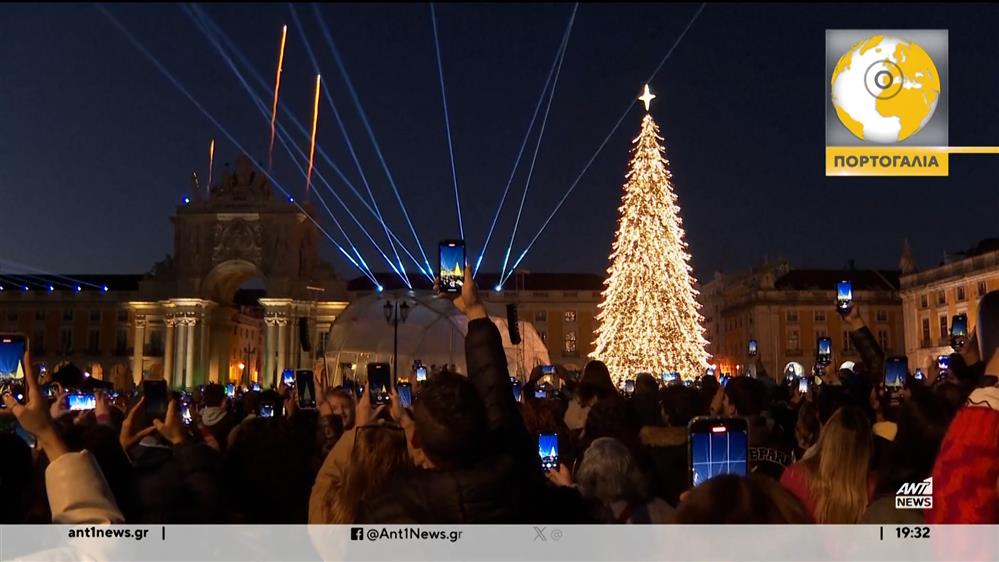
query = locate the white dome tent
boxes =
[325,292,550,384]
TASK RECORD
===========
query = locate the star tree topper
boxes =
[638,84,656,112]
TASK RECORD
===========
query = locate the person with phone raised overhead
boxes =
[353,261,593,524]
[2,348,123,524]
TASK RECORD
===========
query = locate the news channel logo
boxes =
[825,30,949,176]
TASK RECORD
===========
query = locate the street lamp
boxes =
[384,299,411,385]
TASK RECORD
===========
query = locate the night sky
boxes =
[2,3,998,284]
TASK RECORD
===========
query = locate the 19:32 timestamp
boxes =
[880,526,930,540]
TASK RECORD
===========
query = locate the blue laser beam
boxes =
[192,5,430,282]
[96,4,378,286]
[430,3,463,240]
[312,3,434,279]
[185,5,397,285]
[473,4,577,279]
[501,2,706,286]
[287,3,410,286]
[498,3,577,283]
[0,259,104,289]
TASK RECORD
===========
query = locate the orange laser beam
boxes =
[306,74,321,200]
[268,25,288,170]
[208,138,215,195]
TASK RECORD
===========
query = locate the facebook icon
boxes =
[351,528,364,541]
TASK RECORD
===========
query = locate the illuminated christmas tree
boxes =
[591,85,709,382]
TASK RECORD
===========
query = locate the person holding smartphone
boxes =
[2,348,124,524]
[352,257,594,523]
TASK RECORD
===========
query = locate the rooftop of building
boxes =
[0,274,144,293]
[347,272,606,292]
[773,269,900,291]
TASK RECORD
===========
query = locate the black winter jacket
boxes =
[358,318,592,523]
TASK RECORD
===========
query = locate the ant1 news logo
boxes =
[825,30,949,177]
[895,476,933,510]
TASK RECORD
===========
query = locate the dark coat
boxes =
[128,440,221,523]
[358,318,593,524]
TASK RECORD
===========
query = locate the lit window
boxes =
[564,330,577,353]
[564,311,576,323]
[956,287,966,302]
[921,318,930,343]
[936,290,946,306]
[939,315,948,340]
[977,281,988,297]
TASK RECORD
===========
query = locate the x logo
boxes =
[533,527,547,542]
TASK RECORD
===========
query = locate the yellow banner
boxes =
[825,147,949,176]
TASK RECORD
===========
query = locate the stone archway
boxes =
[202,259,265,304]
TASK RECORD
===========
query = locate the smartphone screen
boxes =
[884,356,908,387]
[366,363,391,406]
[817,337,832,365]
[251,383,261,392]
[747,339,758,356]
[913,368,926,381]
[415,367,427,382]
[624,380,635,394]
[534,388,548,400]
[0,334,27,379]
[541,365,555,375]
[295,370,317,409]
[258,403,275,418]
[181,402,193,424]
[720,375,730,388]
[538,433,559,472]
[282,369,295,387]
[836,280,853,313]
[937,355,950,370]
[143,380,168,422]
[438,240,466,294]
[511,378,522,402]
[662,371,677,383]
[951,314,968,338]
[397,383,413,408]
[67,393,96,411]
[225,383,235,398]
[688,417,749,487]
[950,314,968,350]
[798,377,809,394]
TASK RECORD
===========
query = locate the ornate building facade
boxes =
[899,239,999,372]
[0,156,348,388]
[700,261,904,378]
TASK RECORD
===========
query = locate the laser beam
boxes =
[208,137,215,195]
[499,3,577,283]
[313,3,434,278]
[502,3,707,286]
[269,24,288,170]
[193,5,427,282]
[474,4,577,278]
[306,73,321,200]
[97,5,378,285]
[430,4,463,239]
[288,3,412,285]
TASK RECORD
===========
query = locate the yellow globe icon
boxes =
[830,35,941,143]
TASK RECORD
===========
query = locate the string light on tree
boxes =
[591,84,709,382]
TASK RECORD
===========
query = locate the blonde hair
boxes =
[325,424,411,524]
[804,407,872,523]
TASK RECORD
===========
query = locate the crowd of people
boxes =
[1,267,998,526]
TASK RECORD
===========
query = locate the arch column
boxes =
[163,314,175,385]
[132,314,146,384]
